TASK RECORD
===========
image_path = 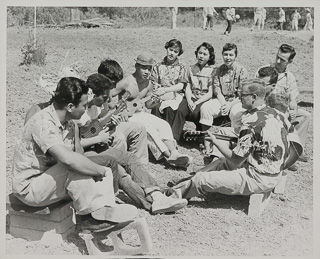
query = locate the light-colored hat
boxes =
[306,8,310,12]
[135,53,155,66]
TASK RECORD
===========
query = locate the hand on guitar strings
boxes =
[111,114,128,125]
[98,128,114,146]
[207,131,217,143]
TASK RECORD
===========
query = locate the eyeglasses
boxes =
[239,93,254,99]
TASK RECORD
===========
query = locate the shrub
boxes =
[20,31,46,66]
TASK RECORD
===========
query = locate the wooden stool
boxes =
[81,217,152,255]
[7,194,75,245]
[248,192,272,217]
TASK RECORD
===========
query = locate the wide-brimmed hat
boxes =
[134,53,155,66]
[305,8,310,12]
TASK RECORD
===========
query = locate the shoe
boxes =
[287,164,298,171]
[298,155,308,162]
[91,204,138,223]
[78,214,117,232]
[167,153,192,168]
[151,194,187,214]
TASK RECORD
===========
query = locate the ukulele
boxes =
[79,91,131,139]
[121,94,155,116]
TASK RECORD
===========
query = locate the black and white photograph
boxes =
[2,0,319,257]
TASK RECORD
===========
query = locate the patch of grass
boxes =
[20,31,47,66]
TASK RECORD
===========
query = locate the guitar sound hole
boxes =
[90,128,96,134]
[133,103,137,107]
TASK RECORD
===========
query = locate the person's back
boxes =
[240,105,291,175]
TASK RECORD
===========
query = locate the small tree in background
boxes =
[20,31,46,66]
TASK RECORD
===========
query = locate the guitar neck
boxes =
[98,108,121,128]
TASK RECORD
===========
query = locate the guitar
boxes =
[121,94,155,116]
[79,92,131,139]
[183,130,238,143]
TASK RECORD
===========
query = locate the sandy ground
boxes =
[6,24,314,256]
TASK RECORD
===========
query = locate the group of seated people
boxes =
[11,39,311,231]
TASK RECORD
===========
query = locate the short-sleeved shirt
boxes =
[233,105,292,179]
[206,7,216,16]
[13,104,76,195]
[292,12,301,21]
[226,8,235,20]
[186,63,216,100]
[151,57,187,92]
[278,9,285,22]
[212,61,248,97]
[254,7,264,16]
[255,64,299,102]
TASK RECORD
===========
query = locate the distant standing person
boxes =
[224,7,235,35]
[291,9,301,31]
[304,8,313,31]
[261,7,267,30]
[171,7,178,29]
[203,7,218,30]
[251,7,264,31]
[278,7,286,32]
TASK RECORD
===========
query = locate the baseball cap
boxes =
[134,53,155,66]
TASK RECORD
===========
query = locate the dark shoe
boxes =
[298,155,308,162]
[288,164,298,171]
[78,214,117,232]
[167,153,192,168]
[91,204,138,223]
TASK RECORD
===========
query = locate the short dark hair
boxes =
[86,73,113,96]
[257,66,278,85]
[51,77,88,109]
[241,78,266,99]
[279,44,296,61]
[165,39,184,56]
[195,42,215,65]
[98,59,123,84]
[222,43,238,57]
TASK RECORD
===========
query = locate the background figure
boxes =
[171,7,178,29]
[203,7,218,30]
[224,7,235,35]
[261,7,267,30]
[291,10,301,31]
[251,7,264,31]
[304,8,313,31]
[278,7,285,32]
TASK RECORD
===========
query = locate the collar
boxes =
[195,62,213,70]
[221,61,238,72]
[48,103,69,130]
[244,104,266,115]
[162,56,180,66]
[270,63,288,74]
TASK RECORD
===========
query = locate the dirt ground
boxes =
[5,24,315,256]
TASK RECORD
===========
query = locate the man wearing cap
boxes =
[166,79,295,200]
[111,53,192,168]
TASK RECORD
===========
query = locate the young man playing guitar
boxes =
[110,53,192,168]
[23,74,188,214]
